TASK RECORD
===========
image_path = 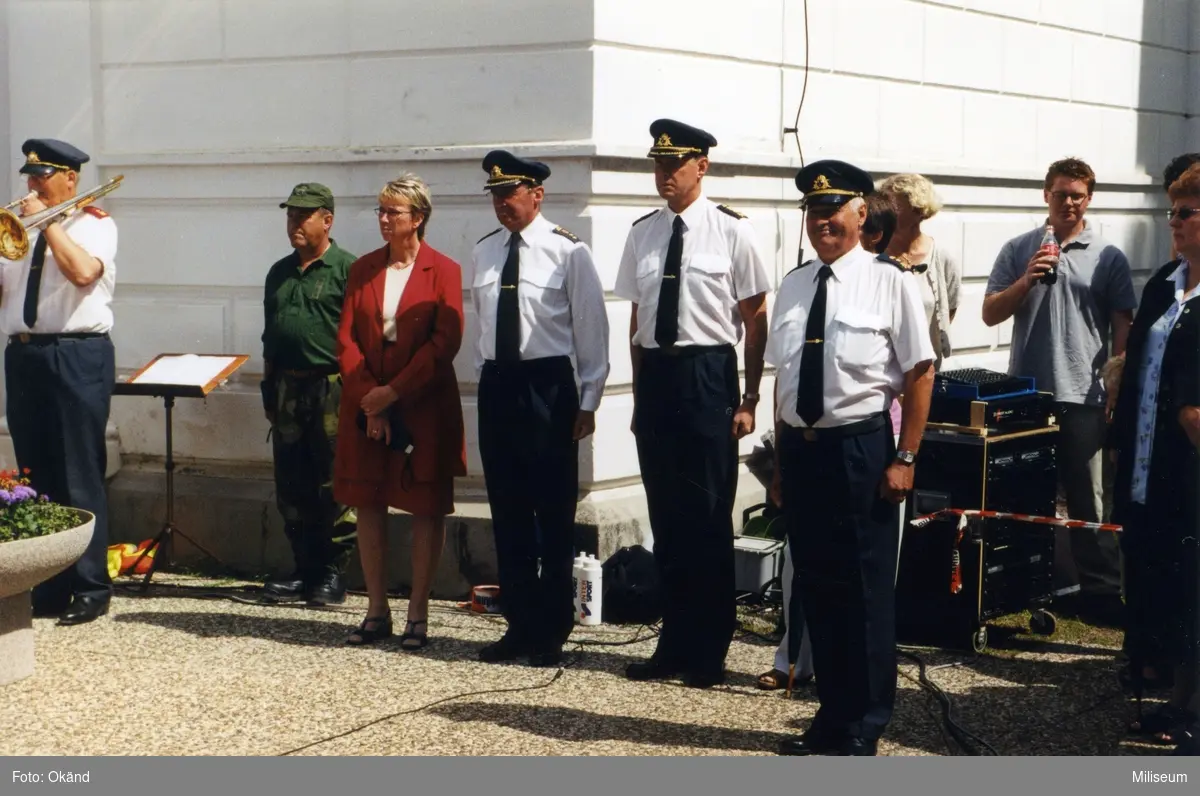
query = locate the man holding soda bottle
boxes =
[982,157,1136,627]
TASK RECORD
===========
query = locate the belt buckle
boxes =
[16,333,30,344]
[802,428,817,442]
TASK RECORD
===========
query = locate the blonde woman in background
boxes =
[878,174,961,370]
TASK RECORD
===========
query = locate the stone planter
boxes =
[0,511,94,686]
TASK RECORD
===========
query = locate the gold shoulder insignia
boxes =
[82,206,109,219]
[476,227,503,244]
[875,253,904,270]
[716,204,747,220]
[552,226,580,243]
[632,210,658,227]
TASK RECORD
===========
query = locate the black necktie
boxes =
[654,216,685,347]
[22,233,48,330]
[797,265,833,426]
[496,232,521,363]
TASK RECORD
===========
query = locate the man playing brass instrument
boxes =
[0,138,118,625]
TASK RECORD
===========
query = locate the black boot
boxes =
[262,573,307,602]
[307,568,346,606]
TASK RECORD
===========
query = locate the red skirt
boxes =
[334,473,454,516]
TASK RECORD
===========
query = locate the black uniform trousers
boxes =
[778,416,898,742]
[634,344,739,676]
[5,334,115,607]
[478,355,580,651]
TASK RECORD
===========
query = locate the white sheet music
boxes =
[129,355,238,387]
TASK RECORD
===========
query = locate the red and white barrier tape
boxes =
[910,508,1123,534]
[907,509,1123,594]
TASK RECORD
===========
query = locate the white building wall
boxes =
[0,0,1196,496]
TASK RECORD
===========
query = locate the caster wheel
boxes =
[1029,610,1057,636]
[971,625,988,653]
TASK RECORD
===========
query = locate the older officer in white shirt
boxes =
[614,119,771,688]
[769,160,934,756]
[470,150,609,667]
[0,138,118,626]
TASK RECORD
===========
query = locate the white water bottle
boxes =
[577,554,603,626]
[571,553,587,620]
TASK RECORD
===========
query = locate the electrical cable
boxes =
[275,620,661,756]
[898,648,999,756]
[783,0,811,268]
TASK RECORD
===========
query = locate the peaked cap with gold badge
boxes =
[482,150,551,190]
[794,159,875,208]
[646,119,717,158]
[19,138,90,176]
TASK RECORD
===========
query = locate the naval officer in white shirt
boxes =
[769,160,934,756]
[0,138,118,626]
[469,150,609,668]
[614,119,771,688]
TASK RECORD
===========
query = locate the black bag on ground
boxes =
[601,545,662,625]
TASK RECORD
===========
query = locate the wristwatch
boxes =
[742,392,760,402]
[895,449,917,465]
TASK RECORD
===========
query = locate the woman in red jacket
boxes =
[335,173,467,650]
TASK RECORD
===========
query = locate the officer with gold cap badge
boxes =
[767,160,935,755]
[0,138,118,625]
[470,150,609,666]
[613,119,771,688]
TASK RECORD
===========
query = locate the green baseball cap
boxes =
[280,182,335,211]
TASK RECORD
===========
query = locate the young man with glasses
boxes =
[260,183,358,606]
[982,157,1136,627]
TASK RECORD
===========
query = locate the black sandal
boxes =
[399,619,428,651]
[1128,705,1194,745]
[345,615,393,646]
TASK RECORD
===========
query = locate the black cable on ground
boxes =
[898,648,998,756]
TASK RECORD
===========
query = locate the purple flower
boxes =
[0,489,12,506]
[10,485,35,502]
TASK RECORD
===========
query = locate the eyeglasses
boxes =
[1167,207,1200,221]
[375,207,412,219]
[1050,191,1090,204]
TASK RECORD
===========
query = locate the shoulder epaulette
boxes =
[784,258,815,278]
[476,228,503,244]
[875,253,905,270]
[716,204,747,220]
[552,226,580,243]
[632,210,658,227]
[82,206,109,219]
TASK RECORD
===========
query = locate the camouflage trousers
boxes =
[270,372,357,575]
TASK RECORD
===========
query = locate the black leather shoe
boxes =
[262,574,306,602]
[838,737,878,756]
[479,634,530,663]
[527,647,564,667]
[683,669,726,689]
[32,596,70,618]
[57,595,110,626]
[778,729,842,756]
[625,656,682,682]
[307,570,346,606]
[1172,725,1199,756]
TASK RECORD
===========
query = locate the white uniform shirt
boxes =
[613,196,771,348]
[766,245,934,429]
[468,212,610,412]
[0,210,118,335]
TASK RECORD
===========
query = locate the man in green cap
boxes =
[260,183,358,604]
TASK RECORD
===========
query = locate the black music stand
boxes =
[112,353,250,590]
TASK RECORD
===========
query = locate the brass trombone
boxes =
[0,175,124,260]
